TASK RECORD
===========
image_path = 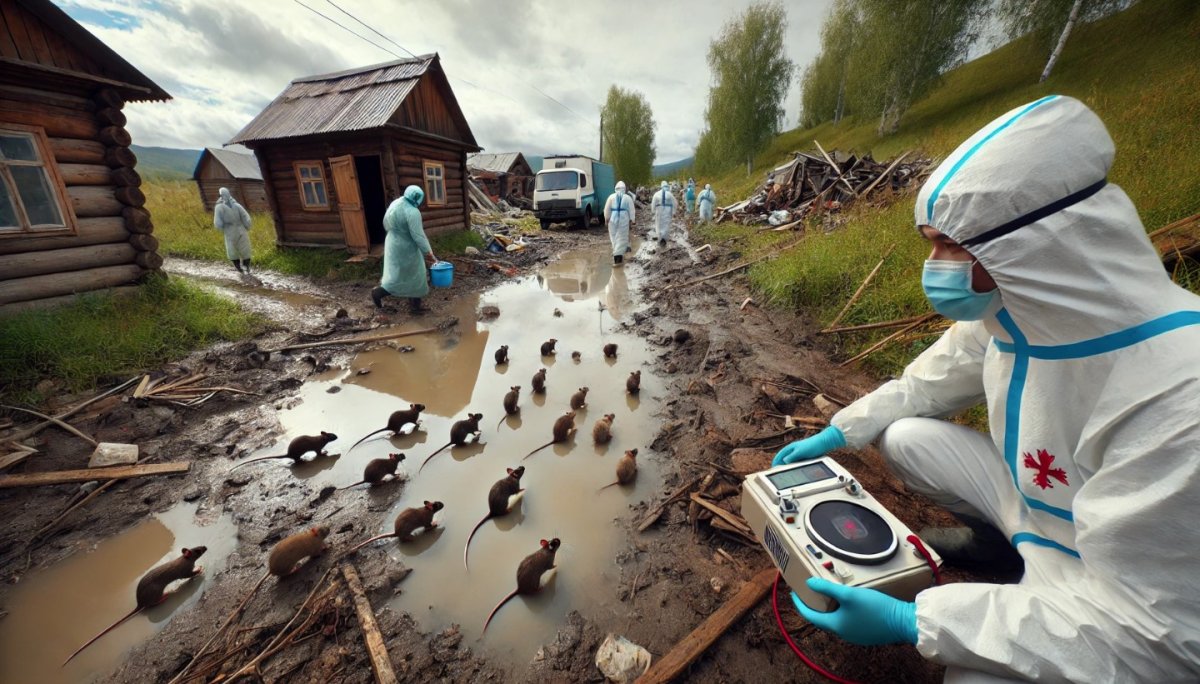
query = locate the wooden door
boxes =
[329,155,369,253]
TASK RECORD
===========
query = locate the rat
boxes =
[482,538,560,633]
[63,546,207,665]
[345,501,444,554]
[531,368,547,394]
[571,351,581,362]
[347,405,425,453]
[338,453,404,490]
[603,343,618,359]
[569,387,589,410]
[494,345,509,365]
[496,386,521,429]
[464,467,525,569]
[540,338,557,356]
[626,370,641,395]
[592,413,615,445]
[419,413,484,472]
[229,432,337,471]
[523,410,576,460]
[599,449,638,491]
[269,525,329,577]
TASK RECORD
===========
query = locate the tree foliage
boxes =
[798,0,988,136]
[600,85,656,188]
[998,0,1129,48]
[694,2,795,175]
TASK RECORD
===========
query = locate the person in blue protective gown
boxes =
[684,180,696,214]
[773,96,1200,682]
[650,180,677,247]
[603,181,635,266]
[697,183,716,223]
[213,187,253,274]
[372,185,438,314]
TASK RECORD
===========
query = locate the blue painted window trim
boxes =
[925,95,1059,224]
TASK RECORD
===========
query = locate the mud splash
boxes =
[0,503,238,684]
[247,240,662,670]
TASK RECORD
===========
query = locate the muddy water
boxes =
[0,503,237,684]
[263,241,662,669]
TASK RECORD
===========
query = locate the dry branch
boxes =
[265,324,446,353]
[1,404,97,446]
[341,562,399,684]
[839,313,938,367]
[824,244,896,331]
[0,462,189,488]
[637,476,703,532]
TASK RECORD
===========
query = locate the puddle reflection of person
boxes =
[604,260,631,319]
[373,185,438,314]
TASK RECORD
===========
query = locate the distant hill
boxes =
[653,156,694,179]
[132,145,201,180]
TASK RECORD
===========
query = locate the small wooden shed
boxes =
[192,146,268,212]
[0,0,169,314]
[229,54,481,253]
[467,152,534,200]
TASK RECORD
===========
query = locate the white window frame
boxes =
[423,160,446,206]
[0,123,75,237]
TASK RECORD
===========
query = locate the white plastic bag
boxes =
[595,633,651,683]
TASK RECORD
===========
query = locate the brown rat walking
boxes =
[269,525,329,576]
[338,453,404,490]
[464,467,525,569]
[345,501,444,554]
[63,546,207,665]
[599,449,638,491]
[523,410,576,460]
[229,432,337,471]
[482,537,560,633]
[419,413,484,472]
[347,404,425,453]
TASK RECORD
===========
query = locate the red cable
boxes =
[772,538,942,683]
[772,571,863,684]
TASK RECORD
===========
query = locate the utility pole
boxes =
[598,112,604,162]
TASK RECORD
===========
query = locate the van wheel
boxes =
[540,219,550,231]
[578,207,592,229]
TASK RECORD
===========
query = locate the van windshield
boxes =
[537,171,579,191]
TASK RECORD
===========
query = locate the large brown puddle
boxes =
[269,241,662,669]
[0,503,237,684]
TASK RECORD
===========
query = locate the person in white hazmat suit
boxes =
[774,95,1200,682]
[650,181,677,247]
[697,183,716,223]
[603,181,635,266]
[213,187,253,274]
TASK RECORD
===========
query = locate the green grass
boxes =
[699,0,1200,376]
[429,229,484,256]
[0,277,267,404]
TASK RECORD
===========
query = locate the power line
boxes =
[291,0,404,60]
[529,83,595,125]
[323,0,417,58]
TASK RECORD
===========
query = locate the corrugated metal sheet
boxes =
[203,147,262,180]
[467,152,521,174]
[229,56,433,144]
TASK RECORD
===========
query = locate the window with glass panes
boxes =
[0,126,71,235]
[423,161,445,206]
[295,161,329,210]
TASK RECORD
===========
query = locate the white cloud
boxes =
[63,0,833,164]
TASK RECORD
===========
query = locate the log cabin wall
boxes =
[195,178,268,213]
[0,83,162,314]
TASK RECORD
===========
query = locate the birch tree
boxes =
[998,0,1129,82]
[600,86,656,188]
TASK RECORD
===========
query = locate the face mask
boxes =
[921,260,998,321]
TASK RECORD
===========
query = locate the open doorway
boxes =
[355,155,387,246]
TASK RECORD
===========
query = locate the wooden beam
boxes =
[0,216,128,255]
[0,242,136,280]
[0,462,190,488]
[635,569,776,684]
[67,185,124,217]
[0,263,143,305]
[49,137,105,164]
[340,563,400,684]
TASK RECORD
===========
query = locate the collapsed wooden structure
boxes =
[0,0,169,314]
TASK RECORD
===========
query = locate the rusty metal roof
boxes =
[230,55,461,145]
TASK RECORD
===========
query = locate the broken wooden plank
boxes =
[0,462,190,488]
[637,476,703,532]
[854,151,911,198]
[636,569,776,684]
[133,374,152,399]
[340,562,400,684]
[0,446,37,472]
[688,493,753,536]
[265,325,445,354]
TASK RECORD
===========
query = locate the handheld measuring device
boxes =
[741,457,941,611]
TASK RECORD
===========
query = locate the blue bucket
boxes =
[430,261,454,288]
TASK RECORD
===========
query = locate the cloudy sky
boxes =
[60,0,836,164]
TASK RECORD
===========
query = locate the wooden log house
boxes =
[0,0,169,315]
[192,146,268,212]
[229,54,481,253]
[467,151,534,201]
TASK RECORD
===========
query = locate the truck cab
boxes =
[533,155,614,230]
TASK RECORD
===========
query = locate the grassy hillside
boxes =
[133,144,201,180]
[698,0,1200,372]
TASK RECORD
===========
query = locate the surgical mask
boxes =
[921,260,998,321]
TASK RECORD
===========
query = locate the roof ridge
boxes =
[292,53,436,84]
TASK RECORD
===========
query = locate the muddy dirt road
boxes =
[0,215,972,683]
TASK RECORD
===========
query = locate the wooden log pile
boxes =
[466,178,499,213]
[716,143,933,226]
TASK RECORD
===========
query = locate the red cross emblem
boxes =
[1023,449,1069,490]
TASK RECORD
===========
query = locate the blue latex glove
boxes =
[772,426,846,466]
[791,578,918,646]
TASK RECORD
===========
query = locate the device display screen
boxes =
[766,462,836,491]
